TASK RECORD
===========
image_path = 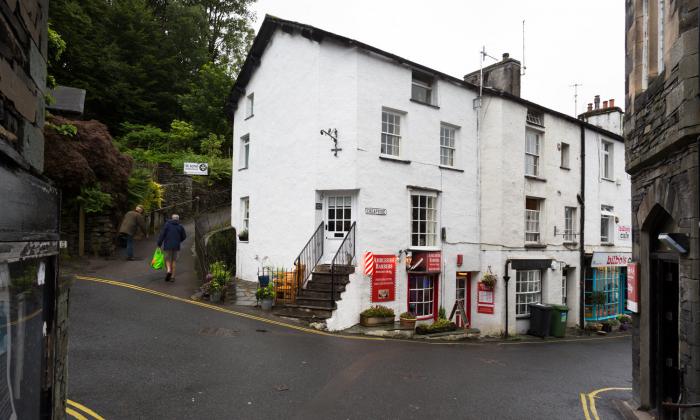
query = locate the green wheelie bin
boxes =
[549,304,569,338]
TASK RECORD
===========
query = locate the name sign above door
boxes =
[365,207,387,216]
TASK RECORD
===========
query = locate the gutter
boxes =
[579,124,586,329]
[503,259,511,338]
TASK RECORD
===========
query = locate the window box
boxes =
[359,314,395,327]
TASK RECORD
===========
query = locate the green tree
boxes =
[178,61,234,139]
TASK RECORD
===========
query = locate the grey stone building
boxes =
[0,0,69,418]
[625,0,700,418]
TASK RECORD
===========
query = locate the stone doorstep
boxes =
[612,400,654,420]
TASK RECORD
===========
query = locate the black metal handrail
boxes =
[293,222,324,295]
[330,222,356,305]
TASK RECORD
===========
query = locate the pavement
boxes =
[63,230,635,420]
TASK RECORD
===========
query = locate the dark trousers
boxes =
[125,234,134,258]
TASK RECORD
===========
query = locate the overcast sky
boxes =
[250,0,624,117]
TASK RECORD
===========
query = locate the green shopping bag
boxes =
[151,248,165,270]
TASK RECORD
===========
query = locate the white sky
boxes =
[251,0,625,117]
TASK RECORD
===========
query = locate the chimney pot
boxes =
[594,95,600,110]
[603,100,609,108]
[587,103,593,112]
[502,52,509,60]
[609,98,615,108]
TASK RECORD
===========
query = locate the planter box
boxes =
[360,315,394,327]
[399,318,416,329]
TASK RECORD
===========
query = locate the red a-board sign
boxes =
[627,262,639,313]
[371,254,396,302]
[477,282,495,314]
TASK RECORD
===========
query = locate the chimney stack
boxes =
[502,52,509,60]
[463,52,521,97]
[587,103,593,112]
[594,95,600,110]
[609,98,615,108]
[603,100,609,108]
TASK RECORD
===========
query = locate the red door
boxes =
[456,273,471,327]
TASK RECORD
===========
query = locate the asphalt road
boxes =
[67,275,632,419]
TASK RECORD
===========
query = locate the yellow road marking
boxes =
[67,399,105,420]
[580,387,632,420]
[66,407,88,420]
[580,393,592,420]
[76,275,631,346]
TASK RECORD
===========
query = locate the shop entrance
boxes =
[455,273,471,327]
[650,254,680,419]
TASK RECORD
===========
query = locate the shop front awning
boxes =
[509,259,553,270]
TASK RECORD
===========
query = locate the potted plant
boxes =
[399,312,416,329]
[415,319,457,335]
[255,255,270,287]
[238,229,248,241]
[209,280,222,303]
[360,305,395,326]
[585,322,603,333]
[256,283,276,311]
[481,272,497,290]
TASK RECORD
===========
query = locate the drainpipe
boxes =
[503,259,511,338]
[579,124,586,329]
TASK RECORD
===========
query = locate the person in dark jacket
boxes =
[118,205,148,260]
[157,214,187,282]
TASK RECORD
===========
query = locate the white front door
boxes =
[323,194,352,263]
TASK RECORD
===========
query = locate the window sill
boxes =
[601,242,615,247]
[524,243,547,249]
[239,240,249,243]
[516,315,532,320]
[560,166,570,171]
[409,98,440,109]
[379,155,411,164]
[408,246,441,252]
[601,177,615,183]
[416,314,435,321]
[439,165,464,173]
[525,175,547,182]
[238,167,249,171]
[244,114,254,121]
[563,241,578,246]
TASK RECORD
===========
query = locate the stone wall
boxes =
[625,0,700,414]
[61,211,118,257]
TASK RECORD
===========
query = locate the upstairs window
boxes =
[440,124,456,167]
[525,198,542,243]
[564,207,576,242]
[381,110,401,157]
[601,205,615,243]
[560,142,570,169]
[246,93,254,118]
[525,130,541,176]
[240,197,249,238]
[411,71,434,104]
[602,140,614,179]
[411,194,437,247]
[526,109,544,126]
[240,134,250,169]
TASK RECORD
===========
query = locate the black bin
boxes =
[527,303,552,338]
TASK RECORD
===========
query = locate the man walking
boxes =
[118,205,148,261]
[157,214,186,282]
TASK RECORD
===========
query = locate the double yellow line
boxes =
[66,399,104,420]
[580,387,632,420]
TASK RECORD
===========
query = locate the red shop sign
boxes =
[627,262,639,313]
[412,251,441,272]
[371,254,396,302]
[477,282,495,314]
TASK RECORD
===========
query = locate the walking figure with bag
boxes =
[155,214,187,282]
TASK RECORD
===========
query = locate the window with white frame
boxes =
[560,142,570,169]
[440,124,456,166]
[525,198,542,243]
[564,207,576,242]
[562,270,568,305]
[327,195,352,238]
[516,270,542,316]
[411,71,434,104]
[240,197,249,237]
[526,109,544,126]
[408,275,436,317]
[601,205,615,243]
[240,134,250,169]
[602,140,614,179]
[246,93,254,118]
[411,193,437,247]
[381,110,401,156]
[525,130,541,176]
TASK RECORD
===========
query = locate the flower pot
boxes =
[400,318,416,329]
[619,323,629,331]
[360,315,394,327]
[261,298,273,311]
[258,275,270,288]
[209,291,221,303]
[601,323,613,333]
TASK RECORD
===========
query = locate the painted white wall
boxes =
[581,110,624,136]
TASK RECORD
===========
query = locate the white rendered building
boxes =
[228,16,629,334]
